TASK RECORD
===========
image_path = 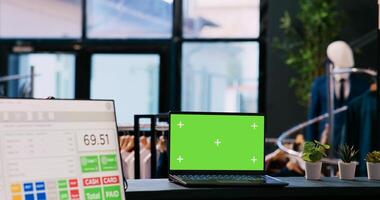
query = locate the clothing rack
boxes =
[326,66,377,148]
[122,114,283,179]
[133,113,169,179]
[277,67,377,165]
[118,124,168,134]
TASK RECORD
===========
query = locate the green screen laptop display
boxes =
[170,113,264,171]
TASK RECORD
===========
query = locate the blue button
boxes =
[25,193,34,200]
[35,182,45,191]
[37,192,47,200]
[23,183,34,192]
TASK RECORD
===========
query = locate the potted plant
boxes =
[337,144,358,180]
[302,140,330,180]
[274,1,344,107]
[365,151,380,180]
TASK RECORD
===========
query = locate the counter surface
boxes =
[126,177,380,200]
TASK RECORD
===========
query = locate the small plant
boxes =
[338,144,358,163]
[302,140,330,162]
[366,151,380,163]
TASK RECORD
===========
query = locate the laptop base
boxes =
[169,174,288,187]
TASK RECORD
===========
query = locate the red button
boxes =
[69,179,78,188]
[70,189,80,200]
[83,177,101,187]
[102,176,120,185]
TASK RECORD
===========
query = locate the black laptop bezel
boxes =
[168,111,266,176]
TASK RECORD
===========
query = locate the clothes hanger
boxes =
[120,130,134,150]
[126,136,135,153]
[157,131,167,153]
[370,82,377,92]
[119,135,128,150]
[140,134,149,150]
[122,135,132,151]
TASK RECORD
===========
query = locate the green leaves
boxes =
[366,151,380,163]
[279,11,292,32]
[274,0,344,107]
[338,144,358,163]
[302,140,330,162]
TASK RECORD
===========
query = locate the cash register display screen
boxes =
[0,99,125,200]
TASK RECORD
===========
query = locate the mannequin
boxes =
[327,41,354,68]
[327,41,354,102]
[306,41,371,149]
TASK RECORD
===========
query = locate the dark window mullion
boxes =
[173,0,183,39]
[258,0,268,114]
[75,49,91,99]
[82,0,87,40]
[0,46,9,96]
[170,0,183,111]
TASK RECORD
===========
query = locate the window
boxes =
[90,54,160,125]
[87,0,173,38]
[183,0,260,38]
[181,42,260,112]
[181,0,261,112]
[0,0,81,38]
[7,53,76,98]
[0,0,264,120]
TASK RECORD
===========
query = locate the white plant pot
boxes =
[338,161,357,180]
[367,162,380,180]
[305,161,322,180]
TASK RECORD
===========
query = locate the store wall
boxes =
[266,0,378,138]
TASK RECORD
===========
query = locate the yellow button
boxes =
[12,194,22,200]
[11,184,22,193]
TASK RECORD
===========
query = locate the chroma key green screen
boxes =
[170,113,265,171]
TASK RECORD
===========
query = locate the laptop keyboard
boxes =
[177,175,266,182]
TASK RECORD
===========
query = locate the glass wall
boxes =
[183,0,260,38]
[87,0,173,38]
[182,42,260,112]
[7,53,76,98]
[0,0,81,38]
[0,0,263,122]
[90,54,160,125]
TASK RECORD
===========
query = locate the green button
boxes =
[84,187,103,200]
[58,180,68,189]
[103,186,122,200]
[100,154,118,171]
[81,156,100,173]
[59,190,69,200]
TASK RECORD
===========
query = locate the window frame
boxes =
[0,0,267,114]
[175,0,267,113]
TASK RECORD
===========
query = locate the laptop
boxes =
[168,112,288,187]
[0,98,126,200]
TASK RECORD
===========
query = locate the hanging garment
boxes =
[122,149,151,180]
[120,150,131,180]
[140,148,151,179]
[341,90,378,176]
[121,135,169,179]
[125,152,135,179]
[155,135,168,178]
[143,154,152,179]
[156,152,168,178]
[306,74,371,148]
